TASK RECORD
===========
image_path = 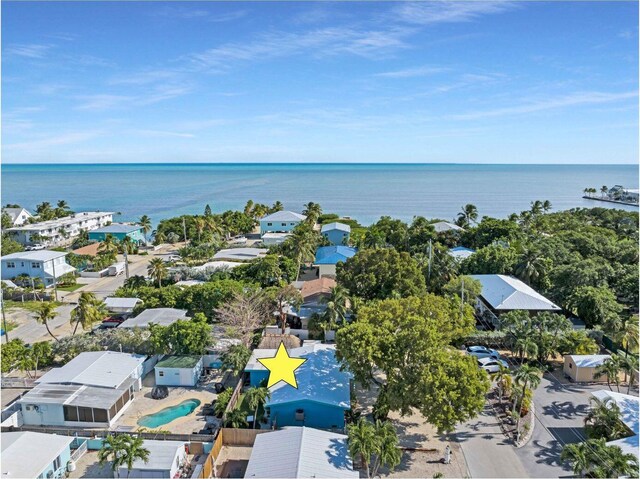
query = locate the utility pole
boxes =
[460,276,465,320]
[123,249,130,279]
[427,239,433,285]
[182,217,188,244]
[51,259,59,302]
[1,295,9,342]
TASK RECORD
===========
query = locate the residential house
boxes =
[244,427,359,478]
[213,248,268,262]
[204,338,242,369]
[314,246,357,278]
[155,356,203,387]
[2,431,74,479]
[104,297,141,316]
[115,440,187,479]
[1,250,75,287]
[563,355,611,383]
[259,211,306,236]
[431,221,463,233]
[284,278,337,330]
[321,222,351,246]
[448,246,476,261]
[245,344,351,430]
[17,351,146,427]
[590,390,639,462]
[88,223,146,244]
[607,185,640,203]
[470,274,562,328]
[119,308,188,328]
[7,211,113,246]
[2,207,33,226]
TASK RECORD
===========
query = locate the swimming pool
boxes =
[137,399,201,428]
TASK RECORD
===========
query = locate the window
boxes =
[159,371,164,377]
[31,263,41,268]
[64,405,78,421]
[77,407,93,422]
[267,222,272,226]
[93,408,108,423]
[6,262,15,268]
[290,223,295,226]
[109,404,117,419]
[53,455,62,471]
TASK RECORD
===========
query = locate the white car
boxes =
[231,236,247,244]
[26,244,46,251]
[477,357,509,373]
[466,345,501,360]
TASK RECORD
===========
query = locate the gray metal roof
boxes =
[7,211,114,232]
[119,308,188,328]
[91,223,142,234]
[2,431,73,479]
[260,211,306,222]
[592,390,639,459]
[18,383,124,409]
[36,351,146,389]
[212,248,268,261]
[431,221,463,233]
[1,250,67,261]
[105,297,141,310]
[118,440,185,472]
[569,354,611,368]
[470,274,561,311]
[244,427,358,478]
[321,222,351,233]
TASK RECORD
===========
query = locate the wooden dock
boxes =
[582,196,638,207]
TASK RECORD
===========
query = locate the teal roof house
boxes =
[321,222,351,246]
[88,223,146,244]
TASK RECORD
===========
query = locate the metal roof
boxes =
[431,221,463,233]
[1,250,67,261]
[36,351,146,389]
[2,432,74,479]
[18,383,125,409]
[246,344,351,409]
[244,427,358,478]
[104,297,141,310]
[591,390,639,459]
[191,261,243,272]
[314,246,357,265]
[321,222,351,233]
[213,248,268,261]
[568,354,611,368]
[448,246,476,260]
[90,223,142,234]
[118,440,185,472]
[470,274,561,311]
[7,211,113,232]
[260,211,306,222]
[119,308,188,328]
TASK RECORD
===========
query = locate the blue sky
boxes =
[2,1,638,164]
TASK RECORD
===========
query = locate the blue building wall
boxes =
[1,256,68,287]
[259,220,301,235]
[38,444,72,479]
[88,228,145,244]
[267,399,346,430]
[322,229,350,246]
[248,370,270,387]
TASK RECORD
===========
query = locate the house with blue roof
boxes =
[260,211,306,236]
[314,246,357,278]
[244,344,351,430]
[88,223,146,244]
[321,222,351,246]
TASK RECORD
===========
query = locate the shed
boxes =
[116,440,187,479]
[563,355,611,383]
[155,356,203,387]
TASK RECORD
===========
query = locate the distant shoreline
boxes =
[2,162,638,167]
[582,196,639,207]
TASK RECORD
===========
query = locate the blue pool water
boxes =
[137,399,201,428]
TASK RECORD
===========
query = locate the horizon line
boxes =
[2,162,637,167]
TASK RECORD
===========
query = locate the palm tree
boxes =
[31,341,51,378]
[288,227,317,280]
[224,407,248,428]
[35,302,59,342]
[71,292,107,335]
[147,258,167,287]
[98,234,119,259]
[457,204,478,228]
[619,354,639,394]
[302,202,322,224]
[595,357,622,392]
[542,200,552,213]
[530,200,543,216]
[98,435,126,477]
[514,248,547,286]
[370,420,402,477]
[600,442,640,478]
[245,386,270,428]
[493,364,511,406]
[561,441,592,478]
[319,285,350,333]
[16,348,35,378]
[120,236,135,255]
[124,275,147,289]
[220,344,252,376]
[584,396,626,441]
[347,417,377,478]
[203,216,224,239]
[214,389,233,417]
[193,217,205,242]
[601,185,608,198]
[138,215,152,244]
[514,364,542,438]
[99,435,149,478]
[514,336,538,364]
[271,201,284,212]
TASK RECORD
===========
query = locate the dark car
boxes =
[151,386,169,399]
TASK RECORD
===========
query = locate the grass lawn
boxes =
[1,321,18,333]
[57,283,84,292]
[4,300,62,312]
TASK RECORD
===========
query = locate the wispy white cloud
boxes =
[75,94,135,111]
[5,43,53,58]
[133,129,196,138]
[375,65,448,78]
[4,130,103,150]
[449,90,638,120]
[395,1,517,25]
[152,5,247,22]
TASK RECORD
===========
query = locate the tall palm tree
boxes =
[99,234,119,258]
[370,420,402,477]
[514,248,547,286]
[320,285,350,332]
[288,227,317,280]
[99,435,150,479]
[224,407,248,428]
[71,292,107,335]
[347,417,377,478]
[600,185,608,198]
[530,200,543,216]
[120,236,135,255]
[147,258,167,288]
[138,215,152,244]
[124,275,148,289]
[542,200,552,213]
[119,435,150,478]
[302,202,322,224]
[493,364,511,406]
[600,442,640,478]
[98,435,126,477]
[595,357,622,392]
[560,441,592,478]
[271,201,284,212]
[193,217,205,242]
[35,302,59,342]
[457,204,478,228]
[584,396,626,441]
[514,336,538,364]
[514,364,542,437]
[619,354,639,394]
[203,216,224,239]
[245,386,271,428]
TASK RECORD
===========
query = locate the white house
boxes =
[2,207,33,226]
[116,440,187,479]
[154,356,203,387]
[259,211,306,236]
[1,250,75,287]
[18,351,147,427]
[104,297,142,315]
[591,390,639,462]
[212,248,268,262]
[119,308,188,328]
[244,427,359,478]
[2,431,74,479]
[431,221,463,233]
[7,211,113,246]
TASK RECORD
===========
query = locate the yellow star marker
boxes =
[257,342,307,389]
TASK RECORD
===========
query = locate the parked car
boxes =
[466,345,501,360]
[477,357,509,373]
[25,244,46,251]
[231,236,247,245]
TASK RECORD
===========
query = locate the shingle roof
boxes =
[91,223,142,234]
[591,390,639,459]
[569,354,611,368]
[470,274,561,311]
[72,242,102,256]
[1,250,67,261]
[321,222,351,233]
[119,308,188,328]
[36,351,146,389]
[246,344,351,409]
[260,211,306,222]
[314,246,357,265]
[300,277,336,300]
[244,427,358,478]
[2,432,73,479]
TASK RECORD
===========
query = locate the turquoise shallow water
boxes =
[137,398,201,428]
[2,163,637,226]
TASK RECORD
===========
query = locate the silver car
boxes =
[466,345,501,360]
[477,357,509,373]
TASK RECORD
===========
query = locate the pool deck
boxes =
[114,371,233,434]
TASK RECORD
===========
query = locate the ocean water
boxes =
[1,163,637,226]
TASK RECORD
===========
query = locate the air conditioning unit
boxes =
[295,409,304,421]
[25,405,33,411]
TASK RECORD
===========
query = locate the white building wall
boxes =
[317,264,337,277]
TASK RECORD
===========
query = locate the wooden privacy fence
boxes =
[1,377,36,389]
[199,428,268,479]
[222,376,244,421]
